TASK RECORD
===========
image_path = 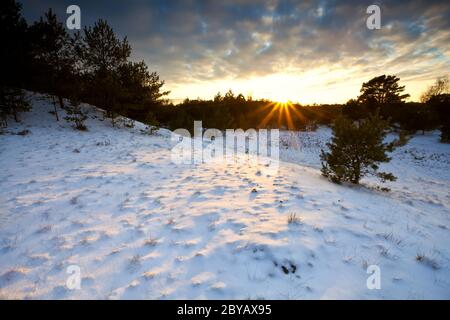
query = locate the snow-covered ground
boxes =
[0,94,449,299]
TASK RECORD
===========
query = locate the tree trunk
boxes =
[58,96,64,110]
[53,98,59,121]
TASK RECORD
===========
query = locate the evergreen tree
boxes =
[117,60,169,119]
[81,19,131,126]
[404,106,438,135]
[0,1,31,127]
[0,0,29,89]
[428,94,450,142]
[214,92,223,103]
[223,89,235,103]
[29,9,76,120]
[320,113,396,185]
[343,98,367,120]
[64,99,87,131]
[358,75,410,109]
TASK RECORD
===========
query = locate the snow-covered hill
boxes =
[0,93,449,299]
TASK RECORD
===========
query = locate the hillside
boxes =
[0,94,449,299]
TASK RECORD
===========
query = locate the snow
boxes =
[0,93,449,299]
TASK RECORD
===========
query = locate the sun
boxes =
[273,101,292,109]
[273,96,292,104]
[256,99,306,130]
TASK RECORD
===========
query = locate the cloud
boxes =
[21,0,450,103]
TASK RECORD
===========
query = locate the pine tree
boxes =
[214,92,223,103]
[320,113,396,185]
[0,0,29,89]
[358,75,410,109]
[427,94,450,143]
[29,9,76,121]
[80,19,131,126]
[117,60,169,119]
[64,103,87,131]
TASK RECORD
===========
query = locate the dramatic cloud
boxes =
[22,0,450,103]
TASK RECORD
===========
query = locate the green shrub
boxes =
[321,112,397,184]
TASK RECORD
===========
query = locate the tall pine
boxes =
[81,20,130,126]
[29,9,76,120]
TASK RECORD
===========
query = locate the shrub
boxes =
[64,99,87,131]
[320,112,397,184]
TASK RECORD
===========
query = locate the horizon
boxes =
[21,0,450,104]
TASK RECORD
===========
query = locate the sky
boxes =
[21,0,450,104]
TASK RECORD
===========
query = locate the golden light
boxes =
[255,100,305,130]
[169,68,373,105]
[273,96,292,104]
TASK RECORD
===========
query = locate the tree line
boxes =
[1,0,448,143]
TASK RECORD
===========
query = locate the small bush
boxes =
[64,100,87,131]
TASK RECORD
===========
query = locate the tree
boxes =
[403,106,438,135]
[29,9,76,120]
[427,94,450,142]
[81,19,130,73]
[81,19,131,126]
[421,76,450,141]
[117,60,169,119]
[64,99,87,131]
[236,93,246,102]
[358,75,410,108]
[343,98,367,120]
[420,76,449,103]
[0,0,29,89]
[223,89,235,103]
[0,1,31,127]
[214,92,223,103]
[320,113,396,185]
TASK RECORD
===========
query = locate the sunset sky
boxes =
[22,0,450,104]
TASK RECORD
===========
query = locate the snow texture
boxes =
[0,93,449,299]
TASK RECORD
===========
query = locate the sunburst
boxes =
[257,101,305,130]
